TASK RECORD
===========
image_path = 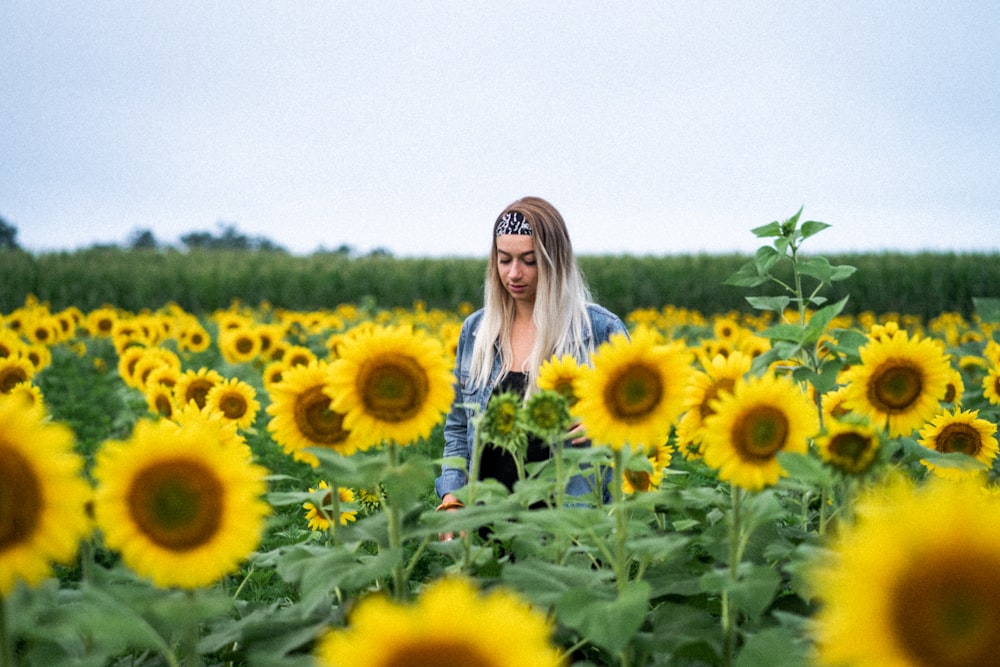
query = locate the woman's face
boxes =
[496,234,538,306]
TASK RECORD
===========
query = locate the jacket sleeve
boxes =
[435,318,474,498]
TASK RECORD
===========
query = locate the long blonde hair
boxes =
[469,196,594,392]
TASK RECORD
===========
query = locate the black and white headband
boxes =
[495,211,532,236]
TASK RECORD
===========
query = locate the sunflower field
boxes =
[3,213,1000,667]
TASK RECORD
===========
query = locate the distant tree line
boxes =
[0,215,390,257]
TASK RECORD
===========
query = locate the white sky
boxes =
[2,2,999,257]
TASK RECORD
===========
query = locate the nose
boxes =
[508,260,523,279]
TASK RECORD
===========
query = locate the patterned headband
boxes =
[494,211,532,236]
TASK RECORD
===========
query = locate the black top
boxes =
[478,371,549,491]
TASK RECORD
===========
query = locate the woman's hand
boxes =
[568,421,589,446]
[436,493,464,541]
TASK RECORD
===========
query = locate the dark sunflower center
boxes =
[605,362,663,421]
[184,379,216,409]
[625,469,653,492]
[154,393,174,417]
[829,432,873,462]
[0,447,43,550]
[387,642,499,667]
[235,337,255,355]
[0,366,30,393]
[733,405,789,461]
[935,423,983,457]
[870,361,923,412]
[127,459,223,551]
[359,355,429,423]
[699,378,736,419]
[528,398,564,431]
[891,551,1000,667]
[219,393,248,419]
[296,386,350,444]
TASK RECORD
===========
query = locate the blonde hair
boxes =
[469,196,594,392]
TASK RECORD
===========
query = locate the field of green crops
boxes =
[3,247,999,319]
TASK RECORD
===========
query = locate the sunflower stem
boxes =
[553,435,565,510]
[722,484,744,667]
[462,427,485,571]
[0,595,11,667]
[385,442,407,600]
[180,589,202,667]
[611,447,629,594]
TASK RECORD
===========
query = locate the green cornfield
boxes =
[2,248,999,320]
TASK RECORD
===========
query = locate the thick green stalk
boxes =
[0,596,10,667]
[611,447,629,594]
[722,485,744,667]
[385,443,407,600]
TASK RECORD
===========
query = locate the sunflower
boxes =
[218,326,263,365]
[173,367,225,409]
[169,402,253,460]
[840,330,953,438]
[676,352,751,457]
[204,377,260,430]
[982,366,1000,406]
[282,344,318,368]
[0,330,26,359]
[267,361,364,465]
[84,306,120,338]
[177,322,212,353]
[815,418,881,476]
[701,373,819,492]
[479,390,528,456]
[92,417,269,589]
[523,389,572,442]
[144,384,176,418]
[0,356,35,394]
[622,442,674,494]
[918,408,999,481]
[303,481,358,531]
[325,324,454,449]
[537,353,584,405]
[573,328,693,453]
[0,393,92,595]
[116,345,149,388]
[810,475,1000,667]
[314,576,562,667]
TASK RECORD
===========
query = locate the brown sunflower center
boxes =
[891,550,1000,667]
[829,431,873,462]
[699,378,736,419]
[733,405,789,461]
[604,362,663,421]
[358,355,429,423]
[295,385,350,444]
[184,379,216,409]
[154,393,174,417]
[0,446,43,550]
[387,642,499,667]
[0,366,30,393]
[870,361,923,412]
[625,469,653,492]
[127,459,223,551]
[234,336,255,355]
[219,393,248,420]
[934,422,983,457]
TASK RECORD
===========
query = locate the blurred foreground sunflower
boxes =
[93,418,269,589]
[810,475,1000,667]
[0,394,92,595]
[315,576,563,667]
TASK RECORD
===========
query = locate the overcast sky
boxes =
[3,2,998,257]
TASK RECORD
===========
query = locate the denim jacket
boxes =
[434,303,629,499]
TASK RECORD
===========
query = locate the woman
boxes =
[434,196,628,516]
